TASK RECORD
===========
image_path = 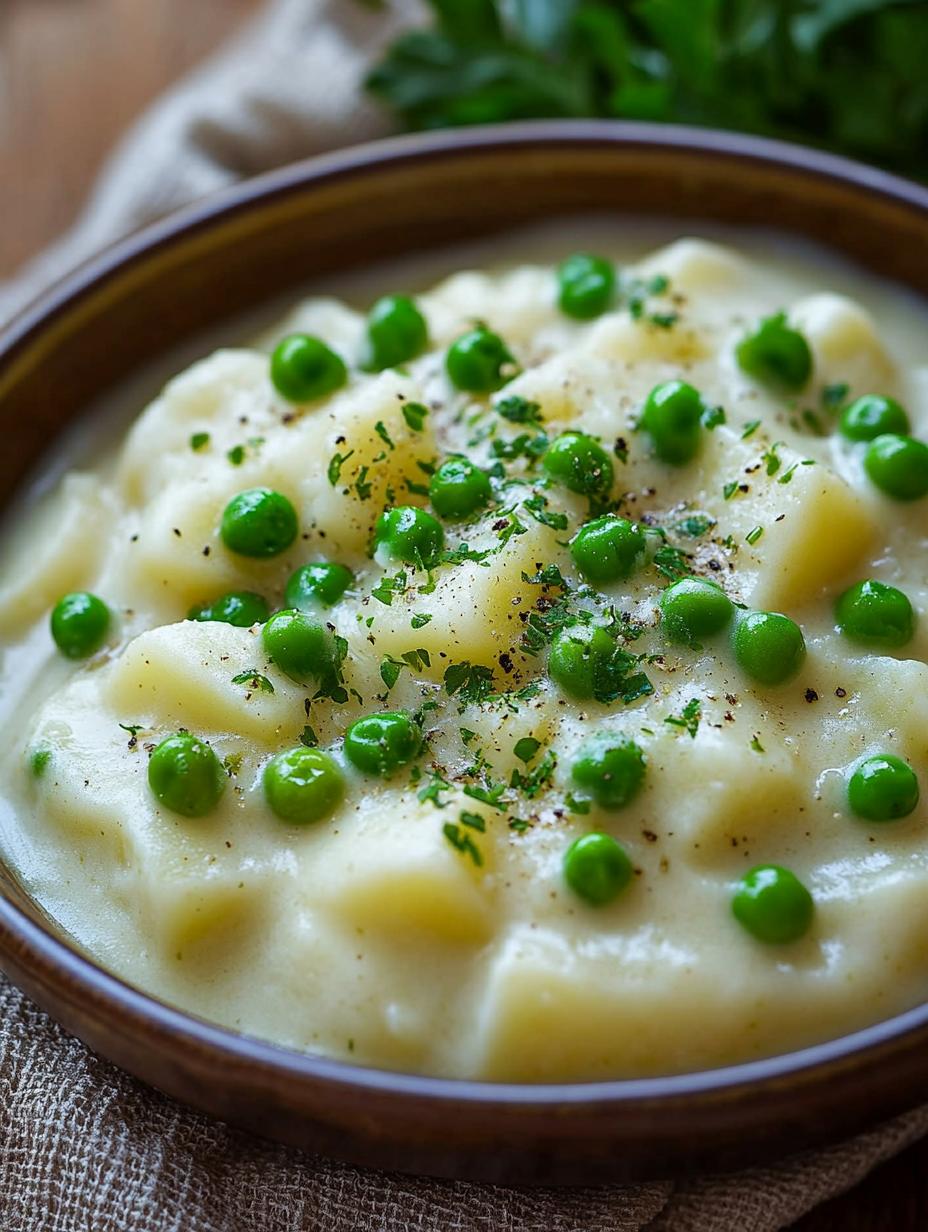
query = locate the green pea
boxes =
[569,515,645,583]
[50,592,110,659]
[548,624,617,701]
[733,610,806,686]
[834,579,914,649]
[446,326,517,393]
[285,562,353,611]
[262,610,337,685]
[732,864,814,944]
[221,487,298,558]
[564,833,633,906]
[639,380,704,465]
[571,739,645,810]
[735,312,812,392]
[542,431,614,496]
[847,754,919,822]
[270,333,347,402]
[187,591,269,627]
[839,395,909,442]
[363,294,428,371]
[864,434,928,501]
[428,457,492,520]
[556,253,615,320]
[374,505,444,567]
[148,732,225,818]
[660,578,733,645]
[344,712,423,778]
[263,746,344,825]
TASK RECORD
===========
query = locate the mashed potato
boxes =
[2,230,928,1081]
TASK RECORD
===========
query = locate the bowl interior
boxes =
[3,121,928,1183]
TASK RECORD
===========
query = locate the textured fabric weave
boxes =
[1,2,925,1227]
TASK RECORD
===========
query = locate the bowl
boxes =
[3,121,928,1186]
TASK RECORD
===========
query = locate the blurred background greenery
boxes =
[367,0,928,179]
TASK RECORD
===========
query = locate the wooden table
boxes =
[1,1,926,1226]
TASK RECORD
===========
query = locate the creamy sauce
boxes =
[2,220,928,1081]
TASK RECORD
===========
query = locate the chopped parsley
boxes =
[513,736,541,763]
[231,669,275,694]
[327,449,355,486]
[443,661,496,706]
[189,432,210,451]
[371,570,407,606]
[495,396,543,427]
[30,748,51,778]
[411,612,433,629]
[402,401,429,431]
[741,419,762,439]
[380,656,406,690]
[665,697,702,739]
[746,525,764,546]
[374,420,395,450]
[523,493,568,531]
[299,725,319,748]
[442,821,483,866]
[227,444,246,466]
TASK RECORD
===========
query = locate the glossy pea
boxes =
[732,864,814,944]
[221,487,298,558]
[847,754,919,822]
[564,833,633,906]
[270,333,347,402]
[262,610,337,686]
[639,380,703,465]
[50,592,110,659]
[445,326,516,393]
[556,253,615,320]
[285,562,353,611]
[148,732,225,818]
[542,431,614,497]
[571,739,646,810]
[839,395,909,442]
[187,590,269,627]
[374,505,444,567]
[834,579,914,649]
[363,295,428,371]
[428,457,492,520]
[864,434,928,501]
[548,624,615,701]
[569,515,644,583]
[735,312,812,392]
[733,610,806,686]
[263,746,344,825]
[660,578,733,645]
[344,712,423,778]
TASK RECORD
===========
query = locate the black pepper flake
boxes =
[835,687,847,698]
[498,652,514,673]
[804,688,819,702]
[172,528,181,537]
[202,546,211,556]
[642,829,658,843]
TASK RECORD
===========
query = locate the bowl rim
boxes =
[4,118,928,1112]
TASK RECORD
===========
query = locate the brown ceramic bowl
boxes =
[3,122,928,1186]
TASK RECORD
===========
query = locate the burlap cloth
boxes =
[3,2,927,1227]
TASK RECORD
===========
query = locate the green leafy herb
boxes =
[741,419,762,439]
[227,444,245,466]
[231,669,275,694]
[523,493,568,531]
[190,432,210,451]
[510,749,556,798]
[676,514,715,538]
[723,480,739,501]
[375,420,395,450]
[327,449,355,486]
[371,570,407,606]
[380,656,406,690]
[822,382,849,409]
[418,772,450,808]
[665,696,702,739]
[565,792,591,815]
[751,734,766,754]
[495,396,544,427]
[30,748,51,778]
[299,725,319,748]
[746,525,764,545]
[513,736,541,763]
[367,2,928,184]
[701,405,726,430]
[460,809,487,832]
[444,661,496,706]
[411,612,433,629]
[402,401,429,431]
[442,821,483,866]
